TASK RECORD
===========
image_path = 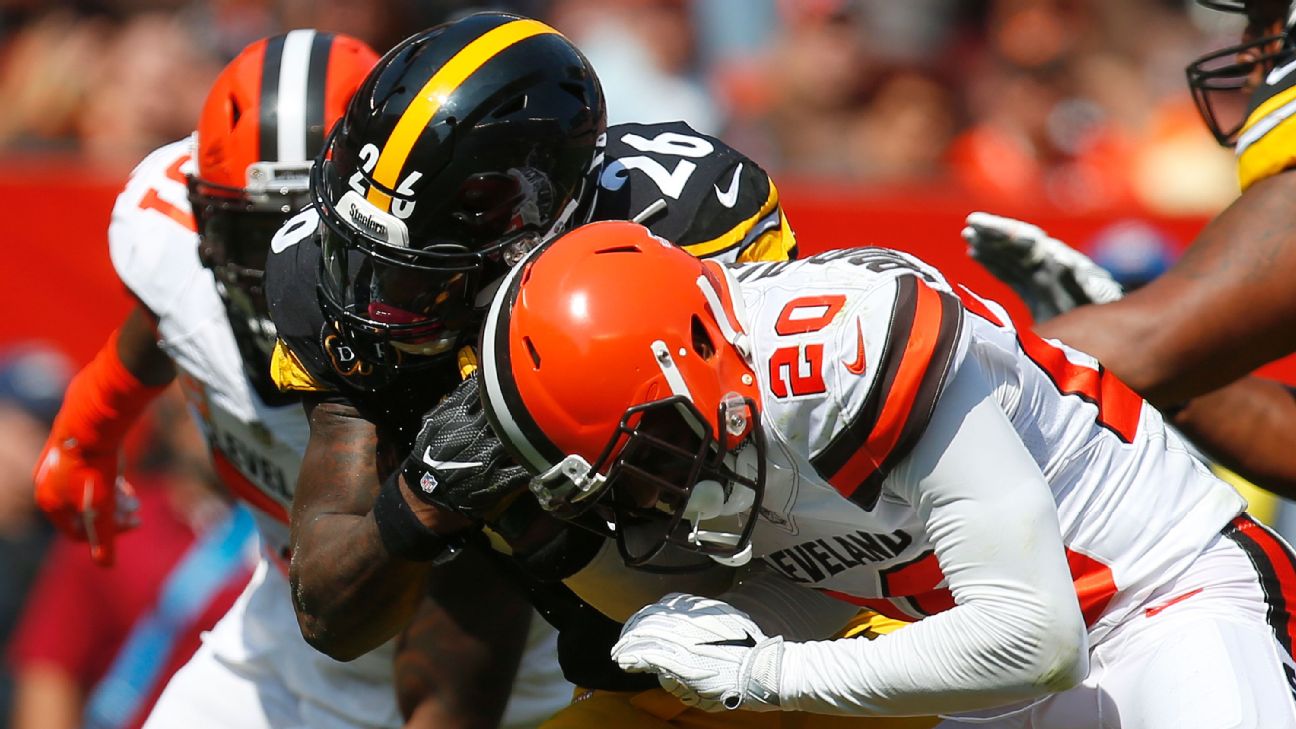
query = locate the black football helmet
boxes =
[1187,0,1296,145]
[312,12,607,368]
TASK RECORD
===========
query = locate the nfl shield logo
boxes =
[420,471,439,494]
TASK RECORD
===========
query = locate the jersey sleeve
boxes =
[808,270,966,511]
[778,356,1088,717]
[1236,56,1296,190]
[264,208,338,394]
[595,121,795,264]
[107,138,204,317]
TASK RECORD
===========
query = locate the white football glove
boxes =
[611,593,784,712]
[962,212,1124,322]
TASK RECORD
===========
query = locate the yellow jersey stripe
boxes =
[1239,82,1296,143]
[270,340,329,392]
[366,19,560,210]
[680,180,780,259]
[1237,107,1296,190]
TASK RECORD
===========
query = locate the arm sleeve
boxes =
[779,356,1088,716]
[720,562,861,642]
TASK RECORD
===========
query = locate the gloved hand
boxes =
[612,593,784,712]
[962,211,1124,322]
[404,372,530,521]
[33,436,140,566]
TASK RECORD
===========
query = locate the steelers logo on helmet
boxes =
[312,12,607,370]
[479,221,766,570]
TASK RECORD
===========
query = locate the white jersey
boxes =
[731,248,1245,643]
[109,137,302,561]
[112,139,569,728]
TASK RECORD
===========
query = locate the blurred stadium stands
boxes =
[1,1,1293,726]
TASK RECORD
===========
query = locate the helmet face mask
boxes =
[1188,0,1295,145]
[599,395,765,568]
[313,139,567,365]
[1186,32,1287,146]
[309,14,607,371]
[191,180,301,393]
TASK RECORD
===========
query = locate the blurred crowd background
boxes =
[0,0,1278,727]
[0,0,1247,213]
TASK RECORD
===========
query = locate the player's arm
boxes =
[965,208,1296,496]
[288,394,446,659]
[1036,170,1296,405]
[614,357,1086,714]
[395,549,532,729]
[781,357,1087,715]
[32,304,172,565]
[1169,378,1296,497]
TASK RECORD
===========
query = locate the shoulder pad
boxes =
[594,122,795,264]
[108,138,201,314]
[1237,55,1296,190]
[744,254,965,510]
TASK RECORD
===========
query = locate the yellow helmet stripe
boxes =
[366,18,560,210]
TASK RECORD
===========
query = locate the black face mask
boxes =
[530,395,765,570]
[1186,32,1288,146]
[190,175,310,404]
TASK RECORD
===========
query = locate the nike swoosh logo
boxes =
[714,163,742,209]
[701,631,758,649]
[844,318,866,375]
[1269,57,1296,86]
[1143,587,1204,618]
[422,447,483,471]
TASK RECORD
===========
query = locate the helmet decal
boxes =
[258,29,332,163]
[364,19,563,213]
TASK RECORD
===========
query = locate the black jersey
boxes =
[266,121,793,430]
[263,120,796,689]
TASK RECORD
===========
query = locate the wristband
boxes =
[372,470,453,562]
[52,328,167,452]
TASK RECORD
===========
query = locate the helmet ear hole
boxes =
[691,315,715,360]
[229,95,241,127]
[493,95,527,119]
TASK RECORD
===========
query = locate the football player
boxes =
[963,0,1296,495]
[473,220,1296,726]
[261,12,944,729]
[30,31,549,729]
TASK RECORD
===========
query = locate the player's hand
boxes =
[403,372,530,521]
[32,437,140,566]
[962,212,1123,322]
[611,593,784,712]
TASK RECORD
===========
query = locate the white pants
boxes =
[938,515,1296,729]
[143,559,573,729]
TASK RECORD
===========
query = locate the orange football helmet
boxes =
[480,221,765,567]
[190,30,379,401]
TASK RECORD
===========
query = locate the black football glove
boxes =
[403,372,531,522]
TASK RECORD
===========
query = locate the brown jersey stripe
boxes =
[1016,329,1142,443]
[1224,514,1296,657]
[813,277,963,509]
